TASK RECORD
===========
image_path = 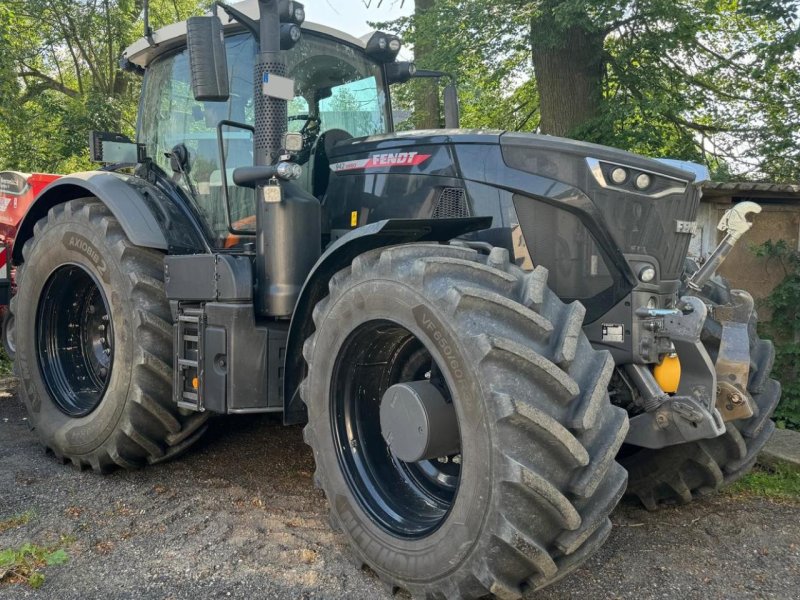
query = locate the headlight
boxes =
[639,266,656,283]
[610,167,627,184]
[635,173,652,190]
[389,38,401,52]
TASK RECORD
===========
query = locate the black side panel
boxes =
[12,172,208,264]
[165,254,253,301]
[204,303,287,413]
[283,216,491,425]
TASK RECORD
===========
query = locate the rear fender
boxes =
[283,216,492,425]
[12,171,209,264]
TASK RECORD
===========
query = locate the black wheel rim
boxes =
[36,264,114,417]
[331,320,461,539]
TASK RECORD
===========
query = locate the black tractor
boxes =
[7,1,779,597]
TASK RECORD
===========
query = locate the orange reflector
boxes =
[192,377,199,390]
[351,211,358,227]
[653,354,681,394]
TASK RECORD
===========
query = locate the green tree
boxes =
[0,0,206,173]
[380,0,800,179]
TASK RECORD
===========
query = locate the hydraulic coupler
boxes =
[687,201,761,291]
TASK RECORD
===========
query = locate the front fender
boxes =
[283,216,491,425]
[13,171,208,263]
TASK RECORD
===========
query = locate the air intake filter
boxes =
[432,188,470,219]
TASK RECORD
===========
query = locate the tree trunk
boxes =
[531,22,604,138]
[413,0,440,129]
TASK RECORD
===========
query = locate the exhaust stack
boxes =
[253,0,320,317]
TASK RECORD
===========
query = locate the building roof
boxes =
[701,181,800,201]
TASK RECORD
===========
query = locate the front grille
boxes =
[433,188,470,218]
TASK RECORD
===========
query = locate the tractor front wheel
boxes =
[301,243,629,598]
[12,198,208,472]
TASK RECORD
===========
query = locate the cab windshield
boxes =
[138,31,391,245]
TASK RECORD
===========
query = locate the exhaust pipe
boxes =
[253,0,320,317]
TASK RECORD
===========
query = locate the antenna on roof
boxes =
[143,0,155,47]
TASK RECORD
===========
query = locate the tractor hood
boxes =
[324,129,702,326]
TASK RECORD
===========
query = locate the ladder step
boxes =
[178,358,198,368]
[178,315,200,323]
[177,400,201,411]
[183,335,199,343]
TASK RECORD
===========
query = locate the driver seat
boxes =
[312,129,353,199]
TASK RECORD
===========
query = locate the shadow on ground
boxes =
[1,380,798,599]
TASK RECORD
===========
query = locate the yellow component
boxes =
[653,354,681,394]
[192,377,199,390]
[350,211,358,227]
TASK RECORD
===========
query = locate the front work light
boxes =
[366,31,402,62]
[281,23,302,49]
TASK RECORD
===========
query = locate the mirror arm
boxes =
[412,69,453,82]
[218,1,260,41]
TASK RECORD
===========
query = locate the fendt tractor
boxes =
[5,0,779,597]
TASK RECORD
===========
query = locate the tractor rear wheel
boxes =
[621,271,780,509]
[301,243,629,598]
[2,307,15,360]
[12,198,208,472]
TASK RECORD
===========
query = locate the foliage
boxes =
[376,0,800,179]
[0,349,12,379]
[0,1,208,174]
[0,542,68,589]
[727,465,800,502]
[752,240,800,430]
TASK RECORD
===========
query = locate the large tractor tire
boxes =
[621,271,780,509]
[12,198,208,472]
[301,243,629,598]
[2,307,15,361]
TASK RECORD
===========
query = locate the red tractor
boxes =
[0,171,61,357]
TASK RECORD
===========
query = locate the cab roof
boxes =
[123,0,369,69]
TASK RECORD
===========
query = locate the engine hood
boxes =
[328,130,504,161]
[331,130,697,183]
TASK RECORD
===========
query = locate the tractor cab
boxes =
[123,1,400,246]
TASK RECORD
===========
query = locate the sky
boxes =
[305,0,413,37]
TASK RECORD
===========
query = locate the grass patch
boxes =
[0,543,68,589]
[727,465,800,501]
[0,511,33,535]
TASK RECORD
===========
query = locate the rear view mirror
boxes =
[187,16,230,102]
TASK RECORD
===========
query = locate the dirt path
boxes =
[1,381,798,599]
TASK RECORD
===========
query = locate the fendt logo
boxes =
[330,152,432,173]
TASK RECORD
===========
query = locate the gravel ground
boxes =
[2,379,799,599]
